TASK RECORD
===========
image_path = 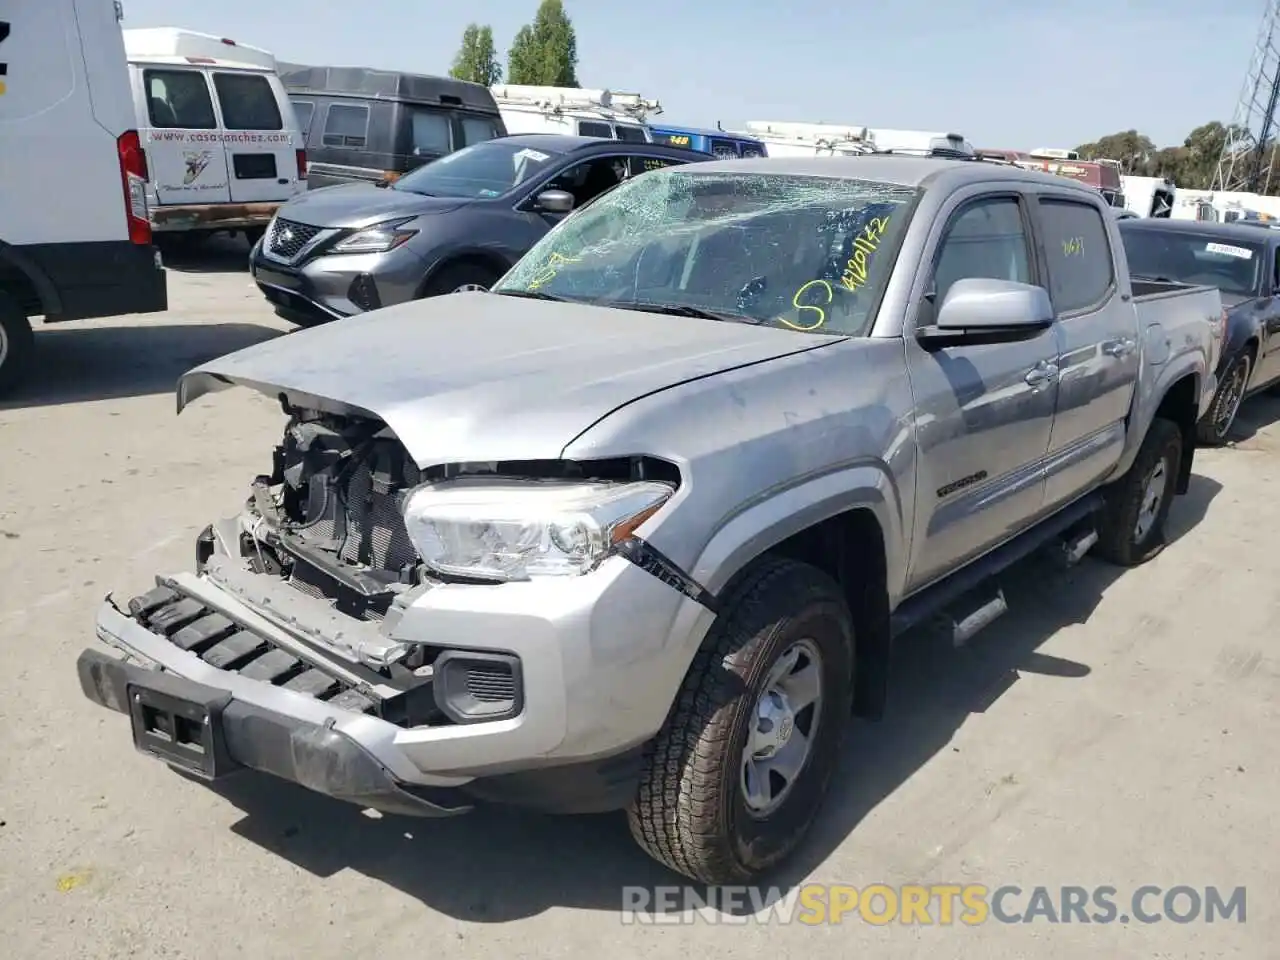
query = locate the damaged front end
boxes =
[119,408,523,732]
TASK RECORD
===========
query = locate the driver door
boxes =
[903,191,1062,592]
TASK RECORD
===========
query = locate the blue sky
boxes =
[121,0,1265,149]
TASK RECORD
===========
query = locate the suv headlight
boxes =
[331,217,418,254]
[402,478,673,581]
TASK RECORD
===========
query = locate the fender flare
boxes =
[688,461,909,606]
[0,239,62,318]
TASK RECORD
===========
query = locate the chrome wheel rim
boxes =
[454,283,488,292]
[1213,358,1249,436]
[741,639,823,817]
[1134,457,1170,543]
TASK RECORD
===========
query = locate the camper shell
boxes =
[490,85,654,142]
[281,64,505,189]
[123,28,307,239]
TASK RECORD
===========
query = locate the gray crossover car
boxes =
[249,133,709,326]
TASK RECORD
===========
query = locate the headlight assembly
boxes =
[331,217,418,254]
[401,478,673,581]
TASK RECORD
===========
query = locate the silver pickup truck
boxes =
[77,155,1224,885]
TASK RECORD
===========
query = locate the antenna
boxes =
[1214,0,1280,193]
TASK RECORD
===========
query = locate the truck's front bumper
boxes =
[79,553,708,816]
[77,647,472,817]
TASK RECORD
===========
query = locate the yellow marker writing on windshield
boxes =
[841,216,890,291]
[527,252,581,290]
[784,279,832,331]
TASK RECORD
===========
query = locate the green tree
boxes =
[506,0,579,86]
[450,23,502,86]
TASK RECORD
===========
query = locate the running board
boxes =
[890,491,1104,641]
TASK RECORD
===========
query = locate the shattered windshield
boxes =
[393,140,563,199]
[492,170,917,335]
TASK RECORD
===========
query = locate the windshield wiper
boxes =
[491,289,570,302]
[610,301,763,324]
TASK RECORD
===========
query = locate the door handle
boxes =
[1102,338,1136,358]
[1024,361,1059,385]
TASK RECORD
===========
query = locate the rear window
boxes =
[144,69,216,129]
[322,103,369,148]
[1119,227,1263,298]
[213,73,283,131]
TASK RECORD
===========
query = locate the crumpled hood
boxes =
[178,293,837,468]
[276,182,467,229]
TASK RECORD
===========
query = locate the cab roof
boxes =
[1117,217,1280,242]
[675,153,1104,196]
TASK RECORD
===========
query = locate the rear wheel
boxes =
[1092,418,1182,567]
[0,291,35,396]
[1197,351,1251,446]
[419,261,501,298]
[628,556,854,884]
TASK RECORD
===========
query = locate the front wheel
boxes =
[0,291,35,396]
[1092,418,1182,567]
[628,557,854,884]
[1197,352,1251,446]
[418,261,501,298]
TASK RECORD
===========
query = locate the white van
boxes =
[0,0,166,394]
[490,84,654,142]
[122,28,306,244]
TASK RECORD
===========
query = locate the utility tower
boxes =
[1215,0,1280,193]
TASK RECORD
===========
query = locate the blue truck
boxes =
[648,124,767,159]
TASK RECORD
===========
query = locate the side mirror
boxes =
[533,189,575,214]
[917,278,1054,350]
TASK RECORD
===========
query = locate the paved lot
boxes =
[1,247,1277,958]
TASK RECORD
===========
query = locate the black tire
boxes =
[0,291,35,396]
[628,556,855,884]
[1092,418,1182,567]
[1197,351,1251,446]
[419,261,501,298]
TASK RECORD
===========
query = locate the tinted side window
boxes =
[933,197,1032,304]
[213,73,283,130]
[615,124,648,143]
[290,99,315,137]
[710,139,738,159]
[410,110,452,156]
[322,104,369,148]
[460,116,500,146]
[1038,198,1114,313]
[144,69,216,129]
[577,120,612,138]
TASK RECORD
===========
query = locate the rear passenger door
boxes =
[137,66,231,207]
[210,71,300,204]
[1033,193,1139,507]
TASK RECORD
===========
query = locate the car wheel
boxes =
[0,291,35,396]
[1197,351,1251,446]
[419,262,501,298]
[1092,418,1182,567]
[628,556,854,884]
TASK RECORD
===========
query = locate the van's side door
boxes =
[209,70,302,204]
[903,189,1062,592]
[1031,192,1140,508]
[134,65,232,208]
